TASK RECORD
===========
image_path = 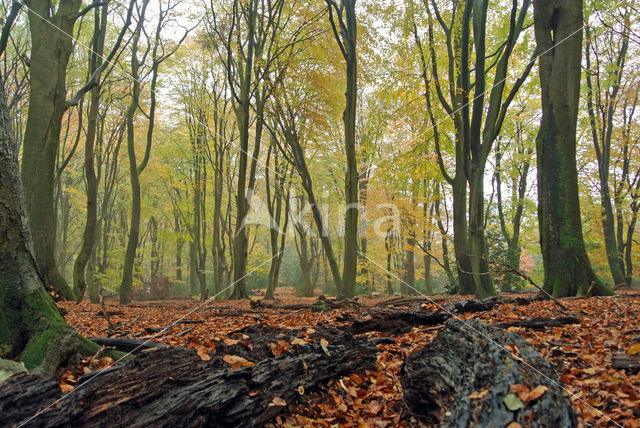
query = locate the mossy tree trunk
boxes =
[1,75,100,377]
[533,0,613,297]
[20,0,84,301]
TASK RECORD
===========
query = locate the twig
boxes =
[489,261,569,313]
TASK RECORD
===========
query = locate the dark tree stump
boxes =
[401,319,577,427]
[1,334,375,427]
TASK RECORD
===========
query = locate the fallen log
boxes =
[612,353,640,371]
[401,319,577,427]
[338,310,451,334]
[496,316,580,330]
[87,337,168,354]
[1,334,375,427]
[444,295,533,314]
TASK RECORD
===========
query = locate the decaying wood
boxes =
[612,353,640,370]
[1,334,375,427]
[496,316,580,330]
[87,337,168,353]
[338,310,451,334]
[401,319,577,427]
[250,296,362,311]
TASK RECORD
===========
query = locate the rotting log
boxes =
[1,335,375,427]
[338,310,451,335]
[87,337,168,353]
[612,353,640,371]
[401,319,577,427]
[496,316,580,330]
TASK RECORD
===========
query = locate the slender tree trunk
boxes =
[73,4,108,300]
[533,0,613,297]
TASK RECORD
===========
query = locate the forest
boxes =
[1,0,639,426]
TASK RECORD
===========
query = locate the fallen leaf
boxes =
[291,337,307,346]
[223,338,240,346]
[503,393,524,411]
[367,400,383,415]
[509,384,530,401]
[60,383,74,393]
[271,397,286,407]
[468,389,489,399]
[223,354,254,369]
[526,385,548,401]
[627,344,640,355]
[320,338,330,356]
[506,423,522,428]
[196,346,211,361]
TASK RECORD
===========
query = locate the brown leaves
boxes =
[222,354,255,370]
[509,384,548,403]
[58,291,640,427]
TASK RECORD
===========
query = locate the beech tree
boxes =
[533,0,613,297]
[1,16,109,374]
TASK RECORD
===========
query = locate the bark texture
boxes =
[401,319,577,427]
[533,0,613,297]
[1,335,375,427]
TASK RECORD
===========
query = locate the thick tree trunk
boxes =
[533,0,613,297]
[21,0,82,301]
[1,77,101,377]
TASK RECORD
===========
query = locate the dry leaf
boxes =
[196,346,211,361]
[291,337,307,346]
[223,354,254,370]
[509,384,530,401]
[468,389,489,399]
[526,385,548,401]
[271,397,286,407]
[627,344,640,355]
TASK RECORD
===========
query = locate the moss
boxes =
[20,327,65,369]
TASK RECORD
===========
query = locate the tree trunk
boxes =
[21,0,82,301]
[1,76,103,377]
[72,4,108,300]
[533,0,613,297]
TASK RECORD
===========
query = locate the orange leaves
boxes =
[222,354,255,370]
[268,339,291,357]
[509,384,548,403]
[57,292,640,427]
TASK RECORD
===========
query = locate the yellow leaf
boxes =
[223,338,240,346]
[627,344,640,355]
[292,337,307,346]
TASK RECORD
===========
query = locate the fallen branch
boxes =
[495,316,580,330]
[87,337,168,354]
[612,353,640,371]
[489,261,569,313]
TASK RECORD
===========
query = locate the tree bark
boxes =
[1,75,101,377]
[401,319,577,426]
[21,0,83,300]
[533,0,613,297]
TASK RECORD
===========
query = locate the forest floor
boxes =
[57,289,640,427]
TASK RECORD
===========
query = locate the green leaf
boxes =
[503,393,524,411]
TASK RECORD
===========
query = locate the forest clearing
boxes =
[1,0,640,426]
